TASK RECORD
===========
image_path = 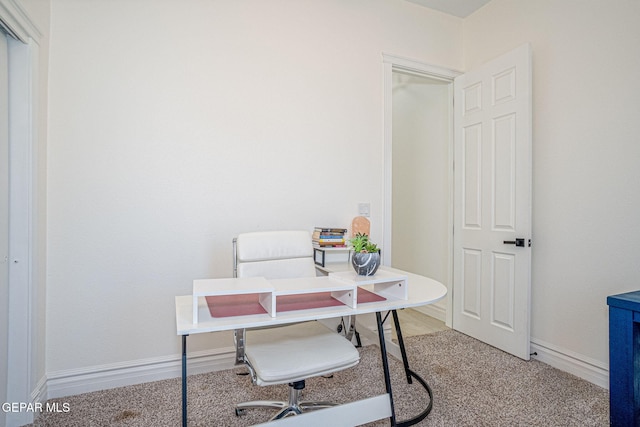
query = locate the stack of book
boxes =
[312,227,348,248]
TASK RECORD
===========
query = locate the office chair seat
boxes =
[246,321,360,386]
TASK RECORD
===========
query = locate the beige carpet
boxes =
[30,330,609,426]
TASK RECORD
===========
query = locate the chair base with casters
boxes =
[234,320,360,421]
[235,379,338,419]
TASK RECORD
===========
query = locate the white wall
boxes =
[464,0,640,372]
[46,0,463,377]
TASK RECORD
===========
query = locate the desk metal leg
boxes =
[377,310,433,427]
[376,311,397,426]
[391,310,433,426]
[182,334,188,427]
[392,310,412,384]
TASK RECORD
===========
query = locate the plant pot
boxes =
[351,251,380,276]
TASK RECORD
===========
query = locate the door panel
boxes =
[462,249,481,317]
[453,43,532,360]
[492,252,515,330]
[493,114,516,229]
[463,125,482,228]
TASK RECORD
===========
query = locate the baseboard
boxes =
[412,301,447,322]
[530,338,608,389]
[46,347,236,400]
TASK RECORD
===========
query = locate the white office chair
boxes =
[232,230,360,420]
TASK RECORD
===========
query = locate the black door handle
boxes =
[503,238,525,247]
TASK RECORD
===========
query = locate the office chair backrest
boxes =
[235,231,317,280]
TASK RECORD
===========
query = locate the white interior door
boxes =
[453,43,532,360]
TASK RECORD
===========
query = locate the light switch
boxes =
[358,203,370,217]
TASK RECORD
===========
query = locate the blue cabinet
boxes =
[607,291,640,426]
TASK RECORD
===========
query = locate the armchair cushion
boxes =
[236,231,314,262]
[237,257,316,280]
[246,321,360,386]
[236,231,317,279]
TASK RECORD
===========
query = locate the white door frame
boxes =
[0,2,43,425]
[0,30,10,427]
[382,53,461,326]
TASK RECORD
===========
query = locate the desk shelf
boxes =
[313,246,351,268]
[193,277,273,323]
[272,276,358,310]
[330,270,408,300]
[190,271,408,325]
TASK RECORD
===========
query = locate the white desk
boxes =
[175,266,447,426]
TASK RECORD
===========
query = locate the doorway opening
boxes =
[382,55,460,328]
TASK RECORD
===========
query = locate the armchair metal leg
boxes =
[235,400,287,416]
[271,405,302,420]
[270,388,303,420]
[344,315,362,347]
[298,401,336,411]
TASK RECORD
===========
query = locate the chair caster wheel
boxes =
[235,408,245,416]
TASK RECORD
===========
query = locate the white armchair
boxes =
[232,230,360,421]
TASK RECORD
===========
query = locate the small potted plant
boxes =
[349,232,380,276]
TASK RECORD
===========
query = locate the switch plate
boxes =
[358,203,370,217]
